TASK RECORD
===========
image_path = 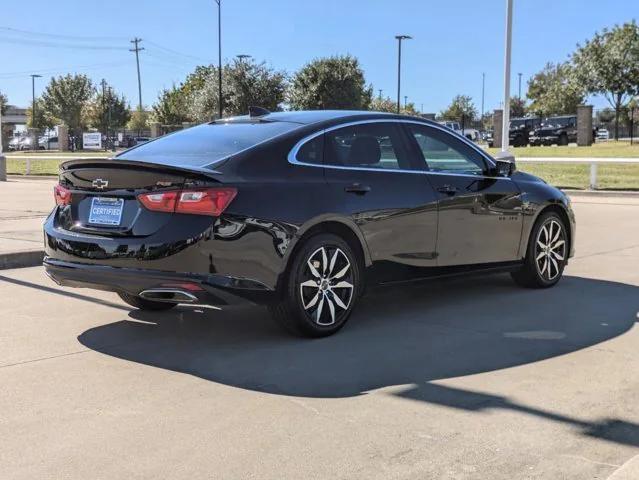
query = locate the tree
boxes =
[181,60,287,121]
[288,55,372,110]
[526,62,585,116]
[0,90,8,115]
[223,58,286,115]
[597,107,616,123]
[152,86,191,125]
[369,96,419,115]
[85,83,131,132]
[128,107,150,134]
[509,97,527,117]
[440,95,477,122]
[41,74,94,136]
[26,98,55,130]
[572,21,639,139]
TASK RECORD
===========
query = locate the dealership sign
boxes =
[83,132,102,150]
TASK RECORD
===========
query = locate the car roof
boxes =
[219,110,409,126]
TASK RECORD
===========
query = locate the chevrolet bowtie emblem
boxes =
[92,178,109,189]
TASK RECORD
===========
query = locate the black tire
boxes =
[117,292,177,311]
[511,212,568,288]
[269,233,362,337]
[558,133,569,146]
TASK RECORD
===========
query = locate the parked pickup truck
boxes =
[530,115,577,146]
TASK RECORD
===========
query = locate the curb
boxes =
[564,189,639,198]
[0,250,44,270]
[7,175,58,181]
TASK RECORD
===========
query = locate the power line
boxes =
[0,26,128,41]
[144,40,211,63]
[0,61,131,79]
[0,35,127,50]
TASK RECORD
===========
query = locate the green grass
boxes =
[486,141,639,158]
[518,163,639,190]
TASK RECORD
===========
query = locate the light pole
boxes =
[481,72,485,126]
[30,74,42,128]
[378,89,382,100]
[214,0,223,119]
[518,72,522,100]
[500,0,513,153]
[395,35,412,114]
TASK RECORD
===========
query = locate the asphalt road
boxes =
[1,195,638,479]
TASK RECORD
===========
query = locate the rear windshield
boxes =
[116,121,300,168]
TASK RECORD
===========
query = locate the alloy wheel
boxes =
[535,219,566,281]
[299,246,354,326]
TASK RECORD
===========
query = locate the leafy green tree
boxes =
[369,96,418,115]
[572,21,639,139]
[526,62,585,115]
[183,60,287,121]
[128,107,150,134]
[41,74,94,136]
[26,98,55,130]
[509,97,527,118]
[440,95,477,121]
[152,86,191,125]
[85,84,131,132]
[0,90,8,115]
[597,107,616,123]
[288,55,372,110]
[224,59,286,115]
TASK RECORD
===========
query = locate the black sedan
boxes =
[44,110,575,337]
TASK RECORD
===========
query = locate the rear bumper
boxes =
[43,257,274,306]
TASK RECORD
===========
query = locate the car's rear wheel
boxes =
[511,212,567,288]
[118,292,177,311]
[269,233,361,337]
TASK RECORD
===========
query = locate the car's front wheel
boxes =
[511,212,568,288]
[269,233,361,337]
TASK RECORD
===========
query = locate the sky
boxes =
[0,0,636,114]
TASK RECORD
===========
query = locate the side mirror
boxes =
[490,152,516,177]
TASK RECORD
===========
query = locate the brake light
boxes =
[54,184,71,206]
[137,188,237,217]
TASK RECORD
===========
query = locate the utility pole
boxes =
[30,74,42,128]
[518,72,522,100]
[404,95,408,109]
[129,37,144,111]
[501,0,513,153]
[378,89,383,100]
[395,35,412,114]
[101,79,107,150]
[214,0,223,119]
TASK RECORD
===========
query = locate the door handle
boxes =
[437,185,459,195]
[345,183,371,195]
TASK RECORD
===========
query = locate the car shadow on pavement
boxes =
[78,273,639,446]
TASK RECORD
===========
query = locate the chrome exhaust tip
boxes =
[139,289,198,303]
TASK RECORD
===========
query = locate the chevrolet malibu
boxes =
[44,110,575,337]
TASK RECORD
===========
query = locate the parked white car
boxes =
[438,121,462,134]
[596,128,609,141]
[38,136,59,150]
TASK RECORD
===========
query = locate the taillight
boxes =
[137,188,237,217]
[54,184,71,206]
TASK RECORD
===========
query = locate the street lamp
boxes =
[214,0,223,119]
[30,74,42,127]
[395,35,412,114]
[518,72,522,100]
[500,0,513,153]
[236,54,251,62]
[404,95,408,109]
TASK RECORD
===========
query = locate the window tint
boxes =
[296,135,323,165]
[408,125,486,175]
[324,123,409,170]
[117,121,301,168]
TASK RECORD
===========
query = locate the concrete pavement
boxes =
[0,196,638,479]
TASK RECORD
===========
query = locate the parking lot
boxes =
[1,194,638,479]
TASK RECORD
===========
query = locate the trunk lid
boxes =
[57,159,219,237]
